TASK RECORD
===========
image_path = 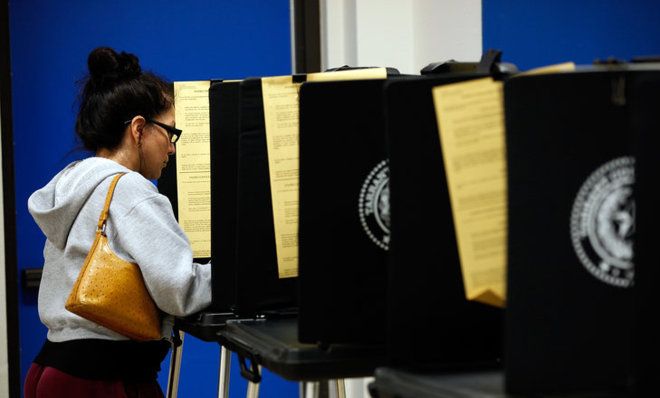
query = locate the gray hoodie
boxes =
[28,157,211,342]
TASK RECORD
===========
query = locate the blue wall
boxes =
[483,0,660,70]
[9,0,296,396]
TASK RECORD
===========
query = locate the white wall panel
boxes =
[412,0,482,70]
[354,0,415,73]
[321,0,358,69]
[321,0,482,74]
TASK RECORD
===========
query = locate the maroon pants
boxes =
[24,363,164,398]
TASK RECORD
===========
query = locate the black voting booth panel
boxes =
[209,80,241,311]
[384,74,505,370]
[630,71,660,396]
[233,78,298,316]
[504,68,660,395]
[157,157,179,218]
[298,75,404,345]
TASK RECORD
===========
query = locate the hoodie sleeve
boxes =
[111,193,212,317]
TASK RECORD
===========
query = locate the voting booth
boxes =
[384,65,512,370]
[160,78,298,316]
[626,67,660,396]
[160,79,268,314]
[297,71,402,345]
[503,66,660,395]
[231,77,300,316]
[230,70,406,318]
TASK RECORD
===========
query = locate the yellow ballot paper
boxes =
[520,61,576,75]
[173,80,211,258]
[431,63,576,307]
[261,68,387,278]
[307,68,388,82]
[433,78,507,308]
[261,76,301,279]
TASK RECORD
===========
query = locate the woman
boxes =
[24,47,211,397]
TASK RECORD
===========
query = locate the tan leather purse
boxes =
[65,173,161,341]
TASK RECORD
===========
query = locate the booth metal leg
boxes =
[326,379,346,398]
[217,346,231,398]
[334,379,346,398]
[166,331,185,398]
[301,381,320,398]
[246,367,261,398]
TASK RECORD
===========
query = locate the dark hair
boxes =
[75,47,174,152]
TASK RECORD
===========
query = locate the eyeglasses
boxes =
[148,119,182,144]
[124,118,182,144]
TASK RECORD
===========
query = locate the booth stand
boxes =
[167,315,386,398]
[166,312,243,398]
[218,317,387,398]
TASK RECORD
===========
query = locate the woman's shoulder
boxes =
[112,172,171,210]
[115,172,160,197]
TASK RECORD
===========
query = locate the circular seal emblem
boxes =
[570,156,635,287]
[358,160,390,250]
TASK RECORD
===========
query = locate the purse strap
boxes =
[96,173,127,234]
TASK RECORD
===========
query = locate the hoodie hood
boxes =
[28,157,131,249]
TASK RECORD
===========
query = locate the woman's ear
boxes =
[127,116,147,147]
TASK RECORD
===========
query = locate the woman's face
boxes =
[140,106,176,180]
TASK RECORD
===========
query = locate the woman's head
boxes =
[76,47,179,179]
[76,47,174,152]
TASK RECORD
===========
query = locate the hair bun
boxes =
[87,47,141,85]
[117,52,141,78]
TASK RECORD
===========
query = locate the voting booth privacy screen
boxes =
[385,73,506,370]
[632,72,660,395]
[298,76,399,345]
[209,80,241,311]
[233,77,299,315]
[504,67,660,395]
